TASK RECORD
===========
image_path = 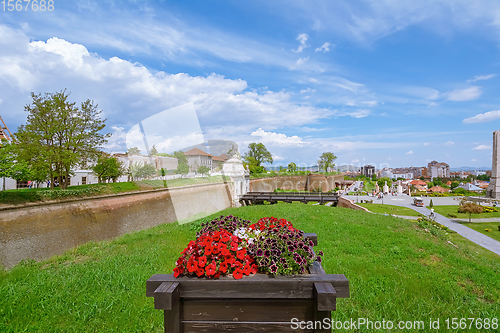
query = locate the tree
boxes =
[244,143,273,166]
[197,165,210,176]
[318,152,337,173]
[451,181,459,189]
[174,151,189,176]
[0,140,15,191]
[377,177,392,188]
[92,154,125,183]
[371,174,377,181]
[433,177,443,186]
[16,91,110,189]
[127,147,141,155]
[420,176,425,181]
[458,202,483,223]
[287,162,297,172]
[429,199,434,208]
[149,145,158,156]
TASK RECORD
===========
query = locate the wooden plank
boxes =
[314,282,336,311]
[303,233,318,246]
[164,300,182,333]
[147,274,349,299]
[183,321,313,332]
[182,299,313,322]
[154,282,180,310]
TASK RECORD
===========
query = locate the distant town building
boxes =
[451,171,469,179]
[427,161,450,180]
[184,148,214,172]
[380,167,393,179]
[360,165,375,177]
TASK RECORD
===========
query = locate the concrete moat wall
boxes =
[0,183,232,269]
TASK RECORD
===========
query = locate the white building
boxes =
[184,148,213,172]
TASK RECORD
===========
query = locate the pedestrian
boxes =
[28,181,32,189]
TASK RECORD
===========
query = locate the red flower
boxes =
[219,262,228,273]
[196,267,204,277]
[243,264,252,276]
[233,268,243,279]
[187,259,198,273]
[205,246,213,256]
[221,247,230,256]
[173,266,184,277]
[206,261,217,276]
[237,249,246,260]
[230,242,238,251]
[198,256,207,267]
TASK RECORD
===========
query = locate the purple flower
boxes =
[316,256,322,263]
[318,251,324,257]
[270,264,278,274]
[280,257,287,265]
[256,248,263,257]
[264,250,271,258]
[308,240,314,247]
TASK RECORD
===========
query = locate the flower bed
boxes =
[146,215,350,333]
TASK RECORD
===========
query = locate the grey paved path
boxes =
[343,194,500,256]
[451,217,500,223]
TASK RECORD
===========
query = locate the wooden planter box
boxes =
[146,233,350,332]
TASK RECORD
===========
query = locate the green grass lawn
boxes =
[358,203,424,216]
[1,204,499,332]
[459,222,500,242]
[432,204,500,219]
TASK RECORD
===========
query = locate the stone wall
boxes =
[337,196,370,212]
[0,182,232,269]
[250,174,344,192]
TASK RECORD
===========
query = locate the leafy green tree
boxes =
[149,145,158,156]
[377,177,392,188]
[287,162,297,172]
[92,154,125,183]
[127,147,141,155]
[429,199,434,208]
[420,176,425,181]
[450,181,459,189]
[427,181,434,188]
[371,174,377,181]
[318,152,337,172]
[244,143,273,165]
[140,163,157,179]
[0,140,16,191]
[433,177,443,186]
[16,91,109,190]
[477,174,490,181]
[197,165,210,176]
[174,151,189,176]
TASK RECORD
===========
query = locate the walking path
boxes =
[344,194,500,256]
[451,217,500,223]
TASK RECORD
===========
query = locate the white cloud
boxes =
[335,109,371,118]
[471,159,477,162]
[272,154,285,161]
[406,150,413,154]
[423,142,430,146]
[473,144,490,150]
[315,42,331,52]
[293,33,309,53]
[250,128,304,146]
[0,27,336,153]
[351,159,360,163]
[300,88,316,94]
[447,86,482,101]
[444,141,454,146]
[463,110,500,123]
[468,74,496,83]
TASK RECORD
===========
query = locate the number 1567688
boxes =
[2,0,54,11]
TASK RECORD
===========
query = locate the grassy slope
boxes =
[459,222,500,242]
[1,204,499,332]
[433,205,500,219]
[358,203,423,216]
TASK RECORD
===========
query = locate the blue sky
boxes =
[1,0,500,170]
